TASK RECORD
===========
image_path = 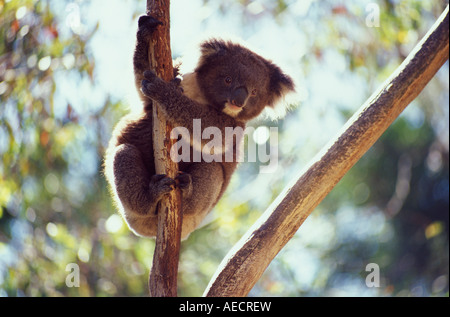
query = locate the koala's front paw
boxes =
[143,70,157,81]
[175,172,193,197]
[141,71,160,97]
[137,15,162,38]
[149,174,175,200]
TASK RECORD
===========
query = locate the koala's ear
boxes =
[196,39,229,71]
[267,63,295,107]
[200,39,228,57]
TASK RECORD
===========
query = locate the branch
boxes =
[145,0,182,297]
[204,6,449,297]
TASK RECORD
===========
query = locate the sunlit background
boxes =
[0,0,448,296]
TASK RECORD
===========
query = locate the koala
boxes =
[104,15,295,239]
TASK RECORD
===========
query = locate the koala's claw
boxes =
[141,80,156,97]
[150,174,175,198]
[138,15,163,30]
[175,172,191,188]
[143,70,157,81]
[141,71,160,97]
[175,172,193,197]
[141,80,151,97]
[137,15,162,41]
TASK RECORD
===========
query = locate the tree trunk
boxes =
[204,5,449,297]
[145,0,182,297]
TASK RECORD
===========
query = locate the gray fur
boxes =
[104,16,295,239]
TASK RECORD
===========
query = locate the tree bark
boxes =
[204,5,449,297]
[145,0,182,297]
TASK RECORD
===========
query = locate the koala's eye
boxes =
[251,88,257,96]
[224,76,232,85]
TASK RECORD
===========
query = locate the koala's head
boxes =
[194,39,295,121]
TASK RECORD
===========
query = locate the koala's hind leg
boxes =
[112,143,175,235]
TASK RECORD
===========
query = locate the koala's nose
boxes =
[230,87,248,107]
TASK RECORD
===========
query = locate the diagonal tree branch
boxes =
[204,5,449,297]
[145,0,182,297]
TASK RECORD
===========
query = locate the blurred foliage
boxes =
[1,0,448,297]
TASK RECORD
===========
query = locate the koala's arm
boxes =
[134,15,181,105]
[132,15,163,103]
[141,70,236,130]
